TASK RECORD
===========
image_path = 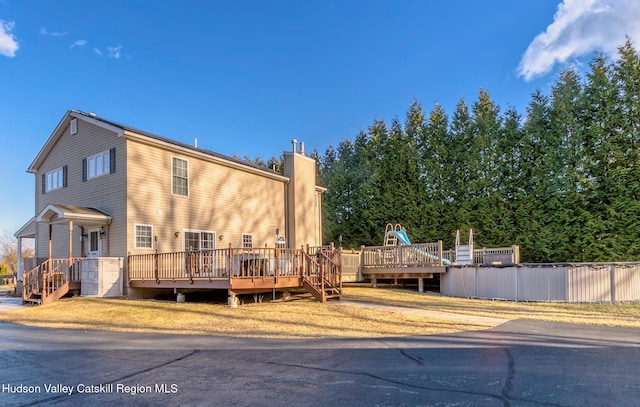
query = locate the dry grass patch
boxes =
[2,286,638,338]
[342,286,640,328]
[0,295,490,339]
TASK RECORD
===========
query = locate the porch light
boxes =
[174,231,180,238]
[219,235,224,240]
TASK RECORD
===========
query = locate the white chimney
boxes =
[300,141,305,156]
[291,139,297,152]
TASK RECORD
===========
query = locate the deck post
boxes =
[359,245,365,282]
[228,243,233,281]
[274,246,279,281]
[371,276,377,288]
[228,291,238,308]
[154,251,159,282]
[418,277,424,293]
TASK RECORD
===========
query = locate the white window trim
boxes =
[182,229,216,251]
[70,118,78,135]
[171,156,189,197]
[134,223,154,249]
[45,167,64,192]
[87,150,110,180]
[87,226,102,256]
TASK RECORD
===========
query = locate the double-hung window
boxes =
[172,157,189,196]
[134,224,153,249]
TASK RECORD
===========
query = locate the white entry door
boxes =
[88,227,102,256]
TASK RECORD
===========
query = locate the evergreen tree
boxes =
[549,68,584,261]
[610,38,640,260]
[493,106,522,248]
[469,89,503,247]
[422,102,452,243]
[447,98,474,237]
[316,38,640,262]
[580,56,618,260]
[517,90,555,261]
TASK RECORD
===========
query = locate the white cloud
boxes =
[93,47,103,57]
[70,39,87,48]
[40,27,67,37]
[107,45,122,59]
[0,19,19,58]
[518,0,640,81]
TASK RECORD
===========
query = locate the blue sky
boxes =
[1,0,639,236]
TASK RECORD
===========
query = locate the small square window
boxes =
[242,234,253,249]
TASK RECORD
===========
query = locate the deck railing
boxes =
[302,248,341,287]
[361,242,445,269]
[128,247,305,282]
[443,246,520,265]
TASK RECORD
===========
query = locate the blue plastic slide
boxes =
[385,230,452,265]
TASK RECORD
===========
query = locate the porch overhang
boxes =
[15,217,36,239]
[36,204,112,226]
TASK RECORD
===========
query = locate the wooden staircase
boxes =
[302,247,342,302]
[23,259,80,305]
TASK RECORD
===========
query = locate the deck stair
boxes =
[302,247,342,302]
[23,292,42,305]
[22,259,77,305]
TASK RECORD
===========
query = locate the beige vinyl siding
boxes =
[126,140,287,254]
[284,152,322,249]
[34,119,127,259]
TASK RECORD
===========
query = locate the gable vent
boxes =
[70,118,78,135]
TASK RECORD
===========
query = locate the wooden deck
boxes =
[359,241,520,293]
[128,247,342,301]
[359,242,448,292]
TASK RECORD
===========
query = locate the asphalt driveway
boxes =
[0,319,638,406]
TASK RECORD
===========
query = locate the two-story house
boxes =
[15,110,341,305]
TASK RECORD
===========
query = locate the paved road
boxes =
[0,320,638,406]
[0,297,23,312]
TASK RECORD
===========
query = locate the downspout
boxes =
[80,226,85,257]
